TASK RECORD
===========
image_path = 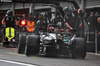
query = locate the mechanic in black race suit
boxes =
[2,10,18,42]
[96,17,100,51]
[2,10,18,27]
[64,7,82,30]
[93,13,100,51]
[88,12,100,51]
[56,15,65,29]
[17,14,27,32]
[36,13,43,31]
[41,12,50,30]
[64,7,83,37]
[36,12,50,32]
[18,14,26,27]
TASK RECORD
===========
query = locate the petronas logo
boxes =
[5,27,15,39]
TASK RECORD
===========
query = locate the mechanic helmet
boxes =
[63,7,72,15]
[57,15,63,22]
[38,13,42,19]
[41,12,48,19]
[6,10,13,16]
[41,12,46,17]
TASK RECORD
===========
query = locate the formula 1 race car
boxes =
[25,24,86,59]
[17,1,87,59]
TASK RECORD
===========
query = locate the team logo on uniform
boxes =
[27,21,34,32]
[5,27,15,39]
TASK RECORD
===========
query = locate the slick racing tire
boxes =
[25,35,40,56]
[18,34,26,54]
[72,37,86,59]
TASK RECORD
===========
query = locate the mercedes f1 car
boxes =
[17,0,87,59]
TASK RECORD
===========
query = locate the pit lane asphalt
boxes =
[0,43,100,66]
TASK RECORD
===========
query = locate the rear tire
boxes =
[18,34,26,54]
[72,37,86,59]
[25,35,40,56]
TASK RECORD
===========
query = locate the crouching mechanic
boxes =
[2,10,18,44]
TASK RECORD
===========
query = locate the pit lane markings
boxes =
[7,52,26,56]
[10,48,17,49]
[88,52,100,56]
[7,52,38,58]
[0,59,37,66]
